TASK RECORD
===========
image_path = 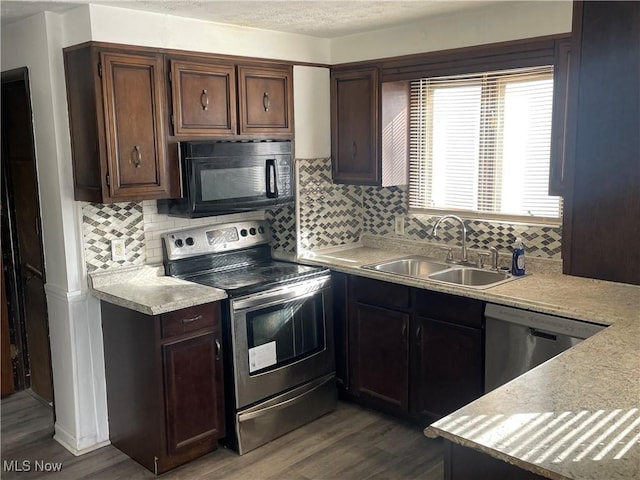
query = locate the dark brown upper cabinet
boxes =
[237,64,293,136]
[64,44,178,203]
[561,1,640,285]
[168,59,237,137]
[331,67,380,185]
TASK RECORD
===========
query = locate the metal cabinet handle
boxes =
[215,338,221,361]
[352,141,358,158]
[132,145,142,168]
[181,314,203,324]
[401,322,407,338]
[200,89,209,111]
[416,325,422,342]
[263,92,270,112]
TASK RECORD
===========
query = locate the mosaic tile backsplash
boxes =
[82,202,145,272]
[296,158,562,259]
[297,158,363,251]
[361,185,563,258]
[81,157,562,274]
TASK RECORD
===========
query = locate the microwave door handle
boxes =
[265,159,278,198]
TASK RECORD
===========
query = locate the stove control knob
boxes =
[175,239,184,248]
[249,227,257,236]
[185,237,194,246]
[258,226,265,234]
[240,229,248,237]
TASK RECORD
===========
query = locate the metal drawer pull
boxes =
[263,92,270,112]
[200,89,209,111]
[215,338,221,360]
[181,314,203,324]
[416,325,422,341]
[132,145,142,168]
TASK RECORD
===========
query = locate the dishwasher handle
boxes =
[529,328,557,341]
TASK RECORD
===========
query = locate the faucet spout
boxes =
[432,215,468,263]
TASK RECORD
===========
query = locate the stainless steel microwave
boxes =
[158,140,293,218]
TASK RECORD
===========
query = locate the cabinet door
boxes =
[331,67,380,185]
[352,303,409,411]
[162,331,225,456]
[238,65,293,135]
[169,60,237,136]
[101,51,173,201]
[562,2,640,284]
[412,316,483,420]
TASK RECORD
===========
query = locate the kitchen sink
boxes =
[428,267,515,288]
[362,256,451,278]
[363,256,522,289]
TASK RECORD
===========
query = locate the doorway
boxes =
[1,67,53,403]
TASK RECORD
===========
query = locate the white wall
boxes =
[330,1,573,64]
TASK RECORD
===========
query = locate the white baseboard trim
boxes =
[54,423,110,456]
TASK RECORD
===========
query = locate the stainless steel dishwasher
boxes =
[484,303,605,393]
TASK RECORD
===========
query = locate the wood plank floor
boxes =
[1,390,443,479]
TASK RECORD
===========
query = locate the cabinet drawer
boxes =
[351,276,410,310]
[413,290,483,329]
[161,303,219,339]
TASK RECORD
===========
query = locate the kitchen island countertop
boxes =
[89,265,227,315]
[298,244,640,480]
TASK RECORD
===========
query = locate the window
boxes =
[409,65,562,222]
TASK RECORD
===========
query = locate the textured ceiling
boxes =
[0,0,494,37]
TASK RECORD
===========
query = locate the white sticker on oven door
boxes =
[248,341,277,373]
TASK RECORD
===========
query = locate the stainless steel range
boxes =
[162,220,336,455]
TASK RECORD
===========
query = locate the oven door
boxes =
[229,275,334,409]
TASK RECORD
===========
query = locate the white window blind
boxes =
[409,66,562,220]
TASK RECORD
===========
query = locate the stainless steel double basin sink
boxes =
[362,256,518,289]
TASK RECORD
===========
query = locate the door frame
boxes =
[1,66,53,401]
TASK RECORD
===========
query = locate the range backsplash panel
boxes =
[297,158,363,251]
[82,202,145,272]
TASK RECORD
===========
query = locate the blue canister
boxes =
[511,238,526,276]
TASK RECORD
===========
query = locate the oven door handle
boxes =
[233,287,321,313]
[265,159,278,199]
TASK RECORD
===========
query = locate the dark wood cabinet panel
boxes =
[331,67,380,185]
[238,65,293,135]
[351,275,410,310]
[101,301,224,474]
[562,1,640,285]
[413,289,484,329]
[444,441,548,480]
[163,333,224,455]
[351,303,409,411]
[411,316,483,420]
[64,44,178,203]
[331,272,350,391]
[169,59,237,136]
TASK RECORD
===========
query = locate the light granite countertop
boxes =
[298,244,640,480]
[89,265,227,315]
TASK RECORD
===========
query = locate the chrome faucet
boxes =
[432,215,468,264]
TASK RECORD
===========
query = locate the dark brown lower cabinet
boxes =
[343,274,484,423]
[444,441,548,480]
[331,272,350,393]
[412,316,483,421]
[351,303,409,412]
[101,301,225,474]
